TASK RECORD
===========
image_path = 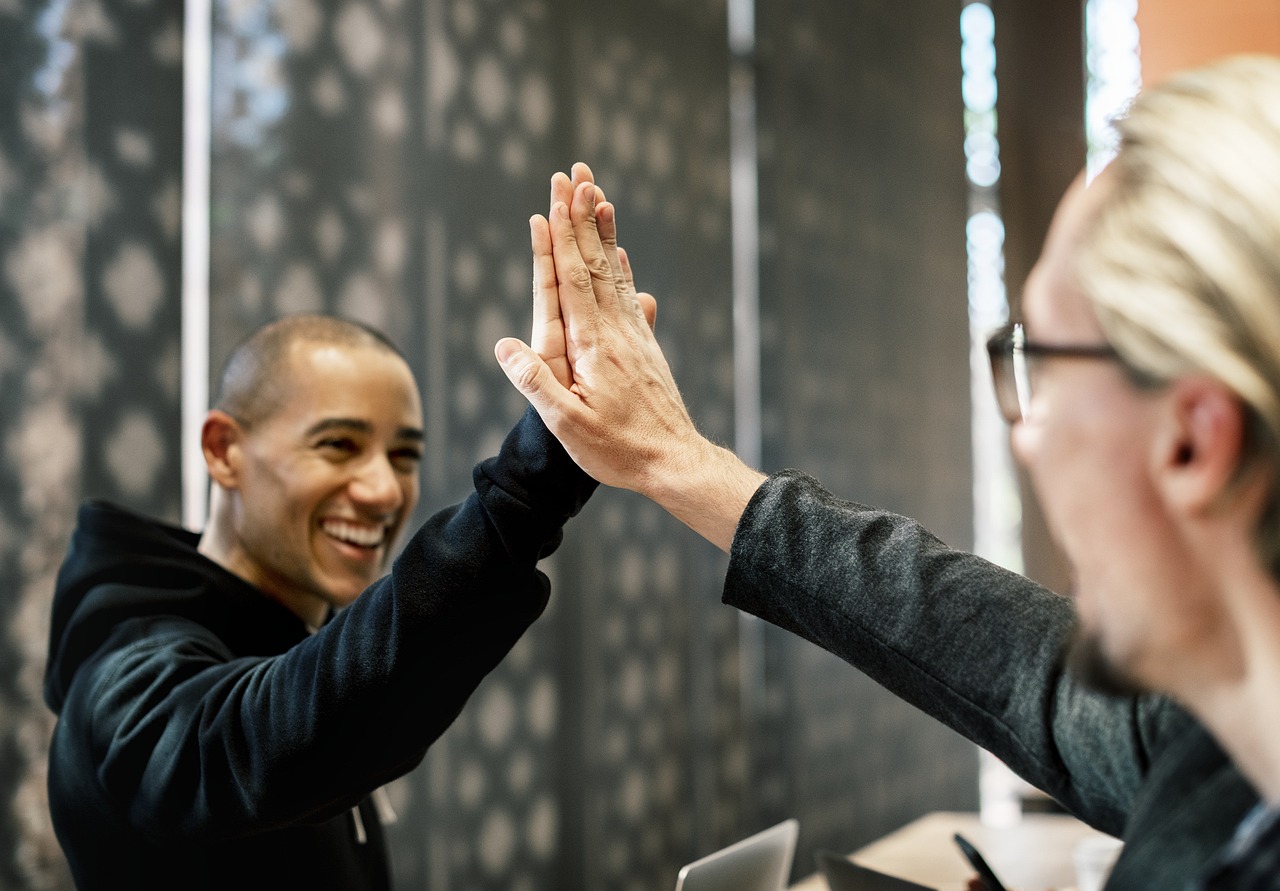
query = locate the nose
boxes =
[349,454,404,514]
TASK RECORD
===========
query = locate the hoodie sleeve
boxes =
[68,407,594,841]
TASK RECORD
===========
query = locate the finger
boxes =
[571,161,595,191]
[529,214,572,387]
[595,201,631,302]
[618,246,651,329]
[569,180,623,317]
[637,292,658,330]
[618,246,637,292]
[551,171,573,217]
[548,199,602,336]
[570,163,625,302]
[530,214,560,329]
[554,162,592,218]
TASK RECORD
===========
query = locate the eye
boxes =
[390,447,423,473]
[316,437,359,458]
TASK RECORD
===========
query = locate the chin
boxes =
[333,587,368,608]
[319,580,371,611]
[1063,621,1149,699]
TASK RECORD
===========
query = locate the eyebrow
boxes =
[304,418,425,442]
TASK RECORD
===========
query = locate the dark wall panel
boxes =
[754,0,980,870]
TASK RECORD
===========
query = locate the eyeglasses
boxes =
[985,322,1119,424]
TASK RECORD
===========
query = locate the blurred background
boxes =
[1,0,1277,888]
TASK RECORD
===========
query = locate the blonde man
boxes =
[498,56,1280,889]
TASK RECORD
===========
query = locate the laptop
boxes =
[815,849,935,891]
[674,819,799,891]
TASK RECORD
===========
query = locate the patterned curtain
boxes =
[1,1,183,887]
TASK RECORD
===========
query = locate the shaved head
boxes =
[213,315,407,428]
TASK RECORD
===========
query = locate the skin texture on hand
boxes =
[496,164,765,552]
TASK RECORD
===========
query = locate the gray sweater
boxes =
[723,470,1259,890]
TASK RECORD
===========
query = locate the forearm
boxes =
[472,405,599,560]
[724,470,1160,831]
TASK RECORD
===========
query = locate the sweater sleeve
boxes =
[81,407,595,841]
[722,469,1182,837]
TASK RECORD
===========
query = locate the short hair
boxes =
[1075,54,1280,577]
[213,315,408,428]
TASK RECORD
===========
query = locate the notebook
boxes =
[674,819,799,891]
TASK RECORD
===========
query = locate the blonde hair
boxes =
[1076,54,1280,575]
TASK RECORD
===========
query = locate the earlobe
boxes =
[202,410,243,489]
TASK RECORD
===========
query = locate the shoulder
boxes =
[1200,805,1280,890]
[78,615,240,711]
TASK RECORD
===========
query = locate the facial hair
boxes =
[1063,619,1148,699]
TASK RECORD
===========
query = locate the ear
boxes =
[1155,377,1249,515]
[202,410,245,490]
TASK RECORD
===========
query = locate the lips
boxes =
[320,518,387,550]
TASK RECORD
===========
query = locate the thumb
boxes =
[495,337,564,407]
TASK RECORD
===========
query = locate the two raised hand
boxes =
[498,164,694,488]
[497,164,765,551]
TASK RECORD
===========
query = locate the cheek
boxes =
[400,476,420,517]
[1012,416,1089,520]
[1009,421,1036,470]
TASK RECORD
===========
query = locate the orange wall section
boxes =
[1137,0,1280,85]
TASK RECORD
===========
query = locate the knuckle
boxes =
[569,262,594,291]
[514,361,543,391]
[587,255,612,280]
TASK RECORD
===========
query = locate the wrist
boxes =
[641,438,766,553]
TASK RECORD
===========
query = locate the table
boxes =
[789,811,1116,891]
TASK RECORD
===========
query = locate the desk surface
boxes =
[790,811,1113,891]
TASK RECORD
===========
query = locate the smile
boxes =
[320,518,388,550]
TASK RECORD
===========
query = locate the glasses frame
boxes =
[985,322,1119,424]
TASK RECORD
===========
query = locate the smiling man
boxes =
[45,315,597,889]
[497,56,1280,889]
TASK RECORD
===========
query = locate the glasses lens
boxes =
[986,325,1021,424]
[1010,324,1033,422]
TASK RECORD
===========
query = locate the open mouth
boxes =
[321,518,387,551]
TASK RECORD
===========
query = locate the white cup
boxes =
[1073,834,1123,891]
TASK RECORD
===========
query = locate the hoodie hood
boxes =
[44,500,307,714]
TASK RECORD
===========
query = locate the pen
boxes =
[953,833,1009,891]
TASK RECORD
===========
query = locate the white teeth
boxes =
[322,520,385,548]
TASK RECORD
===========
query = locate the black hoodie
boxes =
[44,408,595,890]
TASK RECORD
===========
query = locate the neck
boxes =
[1178,569,1280,807]
[199,488,329,630]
